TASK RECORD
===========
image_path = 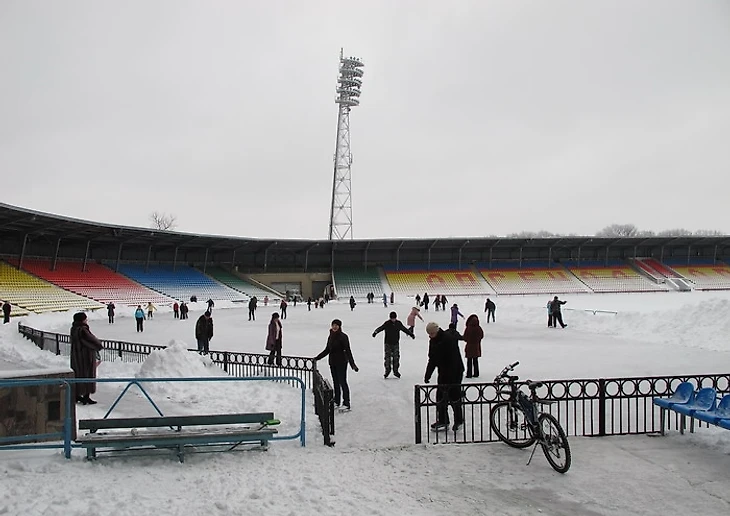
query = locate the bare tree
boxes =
[149,211,177,231]
[693,229,725,236]
[656,228,693,237]
[506,230,563,238]
[595,224,639,237]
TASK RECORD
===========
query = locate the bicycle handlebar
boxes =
[494,361,520,382]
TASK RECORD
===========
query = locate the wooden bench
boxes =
[76,412,280,462]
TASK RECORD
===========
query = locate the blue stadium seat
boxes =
[694,394,730,425]
[652,382,694,409]
[672,387,717,417]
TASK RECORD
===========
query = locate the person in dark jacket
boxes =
[248,296,258,321]
[134,305,145,332]
[314,319,359,410]
[463,314,484,378]
[279,299,288,319]
[547,299,553,327]
[372,311,415,378]
[550,296,567,328]
[266,312,283,366]
[195,311,213,352]
[207,298,215,312]
[106,302,115,324]
[307,297,312,311]
[2,301,12,324]
[434,296,441,311]
[349,296,356,311]
[484,298,496,323]
[173,302,180,319]
[422,292,429,310]
[70,312,103,405]
[424,322,465,431]
[180,302,189,320]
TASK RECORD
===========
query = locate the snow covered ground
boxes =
[1,291,730,515]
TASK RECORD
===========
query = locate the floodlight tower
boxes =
[328,49,364,240]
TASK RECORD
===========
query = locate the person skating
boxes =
[390,292,395,305]
[382,293,388,307]
[266,312,283,366]
[307,297,312,311]
[173,302,180,319]
[372,311,415,379]
[70,312,103,405]
[422,292,430,311]
[2,301,11,324]
[349,296,356,311]
[180,302,189,320]
[415,294,421,307]
[146,302,156,320]
[248,296,258,321]
[314,319,359,410]
[134,305,145,332]
[264,295,269,306]
[279,299,288,319]
[547,299,554,327]
[406,306,424,333]
[207,298,215,312]
[463,314,484,378]
[424,322,465,432]
[434,296,441,311]
[550,296,567,328]
[450,303,465,329]
[195,311,213,353]
[484,298,496,323]
[106,302,115,324]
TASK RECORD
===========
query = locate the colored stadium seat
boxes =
[694,395,730,425]
[111,263,247,302]
[479,265,590,295]
[202,267,277,299]
[333,268,386,298]
[0,261,105,314]
[672,387,717,417]
[383,265,492,296]
[667,263,730,290]
[652,382,695,409]
[14,259,173,306]
[566,262,668,293]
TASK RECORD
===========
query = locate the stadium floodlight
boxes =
[328,49,364,240]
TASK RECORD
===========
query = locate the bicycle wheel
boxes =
[489,401,536,448]
[538,413,571,473]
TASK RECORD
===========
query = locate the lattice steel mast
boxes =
[328,49,364,240]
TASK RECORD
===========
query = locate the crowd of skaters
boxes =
[67,289,569,429]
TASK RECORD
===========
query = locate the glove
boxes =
[424,377,430,384]
[411,334,416,339]
[372,333,376,338]
[353,365,359,372]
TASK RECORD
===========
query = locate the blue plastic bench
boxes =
[694,394,730,425]
[653,382,694,435]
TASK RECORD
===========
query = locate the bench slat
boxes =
[79,412,275,431]
[77,427,278,444]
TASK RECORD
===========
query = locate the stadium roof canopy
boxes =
[1,202,730,254]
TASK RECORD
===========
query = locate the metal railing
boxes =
[414,373,730,444]
[17,323,339,445]
[312,366,336,446]
[17,323,315,388]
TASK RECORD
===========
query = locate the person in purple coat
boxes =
[450,303,464,329]
[266,312,283,366]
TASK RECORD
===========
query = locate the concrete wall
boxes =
[0,370,76,442]
[247,272,332,299]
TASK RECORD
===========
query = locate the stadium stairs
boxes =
[564,260,669,293]
[332,268,388,299]
[0,260,105,314]
[382,264,493,297]
[14,259,174,306]
[110,263,248,302]
[662,260,730,291]
[200,267,283,300]
[630,258,692,292]
[478,261,591,295]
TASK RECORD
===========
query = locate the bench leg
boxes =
[86,447,96,460]
[177,445,185,463]
[690,417,695,434]
[659,408,665,436]
[680,415,685,435]
[261,440,269,451]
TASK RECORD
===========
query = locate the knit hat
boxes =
[73,312,87,323]
[425,322,439,335]
[389,311,397,319]
[272,312,280,319]
[331,319,342,327]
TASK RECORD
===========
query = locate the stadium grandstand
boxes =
[1,202,729,317]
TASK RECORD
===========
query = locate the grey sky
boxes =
[1,0,729,240]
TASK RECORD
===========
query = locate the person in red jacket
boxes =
[463,314,484,378]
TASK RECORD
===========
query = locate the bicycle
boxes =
[489,361,572,473]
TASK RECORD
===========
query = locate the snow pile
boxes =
[0,322,69,371]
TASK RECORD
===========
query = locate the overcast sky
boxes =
[1,1,729,240]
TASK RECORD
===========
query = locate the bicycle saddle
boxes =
[526,380,543,390]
